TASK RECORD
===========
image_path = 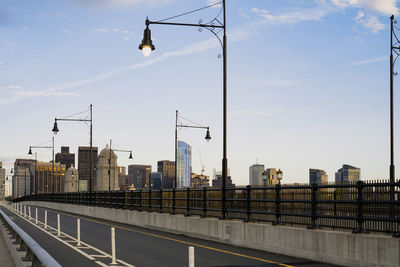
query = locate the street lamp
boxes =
[139,2,227,216]
[52,104,93,194]
[175,110,211,189]
[107,139,133,191]
[28,137,54,194]
[277,169,283,185]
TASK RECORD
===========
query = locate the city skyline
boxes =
[1,0,399,185]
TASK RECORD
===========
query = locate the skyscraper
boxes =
[335,164,360,183]
[55,146,75,169]
[177,141,191,188]
[309,169,328,185]
[157,160,175,189]
[128,165,152,189]
[0,162,5,200]
[150,172,162,189]
[249,164,265,186]
[78,146,98,191]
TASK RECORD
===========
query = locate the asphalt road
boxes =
[1,205,339,267]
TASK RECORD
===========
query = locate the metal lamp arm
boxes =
[30,146,53,149]
[55,118,91,122]
[112,149,132,153]
[177,124,209,130]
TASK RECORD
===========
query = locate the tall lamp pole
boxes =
[52,104,93,193]
[175,110,211,189]
[107,139,133,191]
[28,137,54,194]
[139,1,225,216]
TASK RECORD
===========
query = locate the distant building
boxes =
[128,165,152,189]
[191,173,209,188]
[335,164,360,183]
[34,161,66,194]
[0,162,5,200]
[96,145,119,191]
[150,172,162,189]
[118,166,128,190]
[249,164,264,186]
[177,141,192,188]
[212,174,235,188]
[309,169,328,185]
[78,146,98,192]
[262,168,280,186]
[64,165,78,193]
[55,146,75,169]
[157,160,175,189]
[12,159,36,199]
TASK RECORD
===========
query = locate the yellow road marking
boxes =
[40,207,294,267]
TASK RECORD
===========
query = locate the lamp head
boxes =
[52,120,59,135]
[277,169,283,180]
[205,128,211,142]
[28,147,32,155]
[139,21,155,57]
[129,151,133,159]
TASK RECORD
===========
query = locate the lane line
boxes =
[38,206,294,267]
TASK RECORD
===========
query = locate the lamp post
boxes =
[107,139,133,191]
[52,104,93,193]
[175,110,211,189]
[139,1,226,218]
[28,137,54,194]
[277,169,283,185]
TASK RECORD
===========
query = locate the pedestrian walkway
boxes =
[0,232,14,267]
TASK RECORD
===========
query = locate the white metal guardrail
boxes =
[0,209,61,267]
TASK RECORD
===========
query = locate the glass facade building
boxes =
[177,141,192,188]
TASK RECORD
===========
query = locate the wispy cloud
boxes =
[229,107,310,118]
[13,91,80,97]
[93,28,133,40]
[72,0,173,7]
[347,56,386,66]
[61,29,72,33]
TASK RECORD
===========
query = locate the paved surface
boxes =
[1,205,339,267]
[0,227,14,267]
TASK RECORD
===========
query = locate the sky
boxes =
[0,0,399,185]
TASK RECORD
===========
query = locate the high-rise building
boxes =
[34,161,66,194]
[150,172,162,189]
[128,165,151,189]
[78,146,98,191]
[262,168,280,186]
[0,162,5,200]
[177,141,192,188]
[12,159,36,199]
[157,160,175,189]
[335,164,360,183]
[191,173,209,188]
[309,169,328,185]
[118,166,128,190]
[96,145,119,191]
[249,164,265,186]
[55,146,75,169]
[212,174,235,188]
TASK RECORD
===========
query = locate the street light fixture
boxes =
[139,2,227,216]
[277,169,283,185]
[175,110,211,189]
[28,138,55,194]
[52,104,93,194]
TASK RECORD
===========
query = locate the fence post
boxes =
[273,184,282,225]
[185,187,190,217]
[130,190,134,210]
[189,246,195,267]
[77,219,81,246]
[172,188,176,215]
[57,214,61,236]
[159,189,163,213]
[201,187,207,218]
[139,190,142,211]
[244,185,251,222]
[148,188,152,212]
[353,180,367,233]
[307,183,319,229]
[44,210,47,229]
[111,227,116,265]
[333,190,337,216]
[35,208,38,224]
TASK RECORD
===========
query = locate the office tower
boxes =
[64,165,79,193]
[55,146,75,169]
[249,164,265,186]
[96,145,119,191]
[12,159,36,199]
[0,162,5,200]
[78,146,98,191]
[128,165,152,189]
[34,161,66,194]
[335,164,360,184]
[150,172,162,189]
[177,141,192,188]
[191,173,209,188]
[157,160,175,189]
[309,169,328,184]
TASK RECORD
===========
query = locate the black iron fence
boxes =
[13,180,400,236]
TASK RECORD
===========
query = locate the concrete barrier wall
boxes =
[21,201,399,267]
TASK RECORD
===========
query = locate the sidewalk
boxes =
[0,232,14,267]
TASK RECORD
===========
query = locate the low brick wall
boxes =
[21,201,400,267]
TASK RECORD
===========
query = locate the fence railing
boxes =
[13,180,400,236]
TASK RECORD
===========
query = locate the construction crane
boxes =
[199,150,205,176]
